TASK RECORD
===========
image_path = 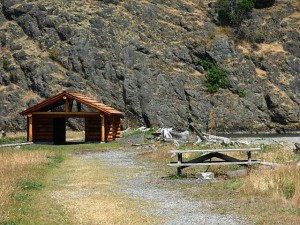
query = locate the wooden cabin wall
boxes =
[105,116,121,141]
[32,116,54,142]
[85,117,101,142]
[105,116,113,141]
[114,117,121,139]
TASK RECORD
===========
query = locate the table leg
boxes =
[177,153,182,175]
[247,151,252,165]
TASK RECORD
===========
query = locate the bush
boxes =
[206,67,228,93]
[49,48,59,61]
[198,58,228,93]
[217,0,254,27]
[198,58,214,71]
[2,59,10,72]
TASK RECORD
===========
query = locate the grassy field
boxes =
[0,132,120,225]
[0,132,160,225]
[1,132,300,224]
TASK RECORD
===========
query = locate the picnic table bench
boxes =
[168,147,261,175]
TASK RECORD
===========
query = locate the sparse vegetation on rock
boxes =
[0,0,299,133]
[217,0,254,27]
[198,58,228,93]
[2,59,10,72]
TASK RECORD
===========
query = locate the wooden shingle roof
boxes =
[20,91,122,116]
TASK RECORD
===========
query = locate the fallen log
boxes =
[189,123,207,141]
[170,130,189,140]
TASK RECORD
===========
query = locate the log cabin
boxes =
[20,91,123,144]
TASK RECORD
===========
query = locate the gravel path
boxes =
[89,150,251,225]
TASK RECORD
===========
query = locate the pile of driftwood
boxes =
[123,124,250,147]
[156,128,250,146]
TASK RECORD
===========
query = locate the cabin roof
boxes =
[20,91,123,116]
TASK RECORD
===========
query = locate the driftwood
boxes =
[202,132,231,144]
[137,126,150,132]
[193,131,250,146]
[189,123,207,141]
[294,143,300,154]
[260,161,282,168]
[170,130,189,140]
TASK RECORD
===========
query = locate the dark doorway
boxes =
[53,118,66,145]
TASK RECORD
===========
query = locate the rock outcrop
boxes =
[0,0,299,133]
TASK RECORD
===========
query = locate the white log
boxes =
[170,130,189,140]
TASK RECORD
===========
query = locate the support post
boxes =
[28,114,33,142]
[177,153,182,175]
[247,151,252,165]
[101,115,105,142]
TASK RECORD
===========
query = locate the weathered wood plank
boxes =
[170,148,261,154]
[168,160,260,167]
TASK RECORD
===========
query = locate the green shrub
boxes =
[254,29,266,43]
[198,58,228,93]
[2,59,10,72]
[217,0,254,27]
[198,59,214,71]
[238,90,246,97]
[49,48,59,61]
[205,67,228,93]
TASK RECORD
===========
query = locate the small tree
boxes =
[217,0,254,27]
[198,58,228,93]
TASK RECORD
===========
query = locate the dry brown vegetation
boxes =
[0,149,53,220]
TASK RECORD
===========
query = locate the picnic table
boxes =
[168,147,261,175]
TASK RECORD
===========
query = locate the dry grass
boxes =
[3,131,27,138]
[0,149,53,220]
[65,130,85,141]
[45,153,162,225]
[244,165,300,206]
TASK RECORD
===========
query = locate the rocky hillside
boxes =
[0,0,299,133]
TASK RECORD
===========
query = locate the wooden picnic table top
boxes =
[168,160,260,167]
[170,147,261,154]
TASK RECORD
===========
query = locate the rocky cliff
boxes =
[0,0,299,133]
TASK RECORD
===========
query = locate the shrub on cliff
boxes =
[217,0,254,27]
[198,59,228,93]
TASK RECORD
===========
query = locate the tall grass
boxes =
[0,149,53,220]
[244,166,300,206]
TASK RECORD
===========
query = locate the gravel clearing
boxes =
[89,150,251,225]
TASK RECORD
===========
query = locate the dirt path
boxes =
[48,149,251,225]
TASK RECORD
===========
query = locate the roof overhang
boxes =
[20,91,123,117]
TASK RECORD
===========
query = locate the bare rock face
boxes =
[0,0,299,133]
